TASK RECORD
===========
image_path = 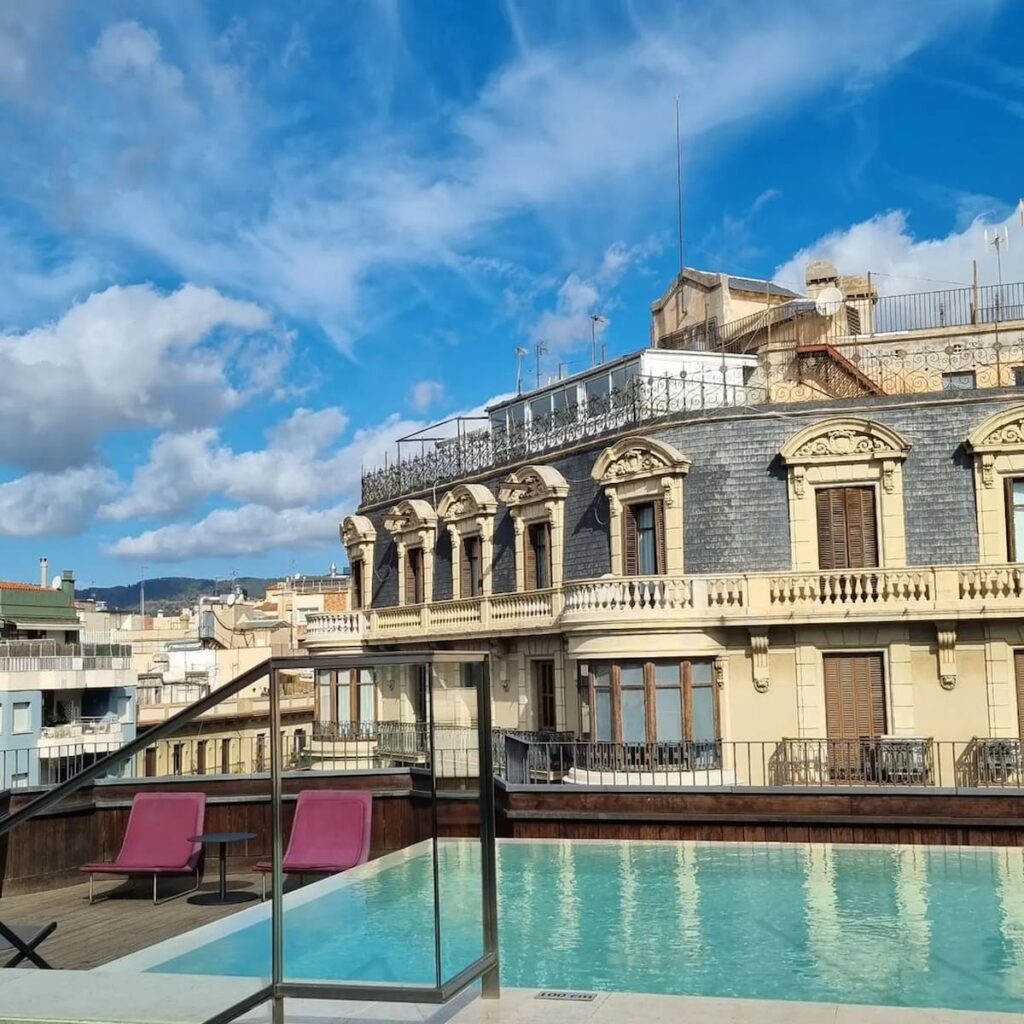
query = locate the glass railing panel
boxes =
[0,661,279,1024]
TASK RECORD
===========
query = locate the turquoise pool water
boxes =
[151,840,1024,1013]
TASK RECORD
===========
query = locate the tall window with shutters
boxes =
[815,487,878,569]
[461,536,483,598]
[1015,651,1024,739]
[623,501,666,576]
[823,653,886,738]
[526,522,552,590]
[405,546,424,604]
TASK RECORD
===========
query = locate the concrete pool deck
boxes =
[0,980,1019,1024]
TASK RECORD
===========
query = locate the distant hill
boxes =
[76,577,277,613]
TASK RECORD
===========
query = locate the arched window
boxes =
[499,465,569,591]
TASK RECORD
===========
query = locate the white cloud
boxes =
[3,3,993,349]
[0,283,276,471]
[105,398,508,562]
[106,503,347,561]
[89,21,192,118]
[774,207,1024,296]
[528,238,660,359]
[0,466,117,537]
[409,379,444,412]
[103,406,352,521]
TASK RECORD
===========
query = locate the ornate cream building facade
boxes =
[308,266,1024,787]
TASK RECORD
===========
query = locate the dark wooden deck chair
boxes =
[0,919,56,968]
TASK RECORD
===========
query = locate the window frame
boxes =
[1006,477,1024,562]
[578,659,720,745]
[527,521,552,590]
[532,659,557,731]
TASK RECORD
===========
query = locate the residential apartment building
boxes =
[307,263,1024,787]
[0,564,135,788]
[132,588,309,777]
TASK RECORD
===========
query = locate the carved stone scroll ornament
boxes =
[936,624,957,691]
[749,628,770,693]
[792,428,901,461]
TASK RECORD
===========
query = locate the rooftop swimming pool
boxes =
[141,840,1024,1014]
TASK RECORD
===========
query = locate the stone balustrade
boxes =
[302,564,1024,646]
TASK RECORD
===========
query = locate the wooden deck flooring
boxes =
[1,872,265,971]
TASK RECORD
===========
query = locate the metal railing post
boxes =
[478,654,500,998]
[269,664,285,1024]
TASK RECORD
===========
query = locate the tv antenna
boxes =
[514,347,528,394]
[534,339,548,389]
[589,314,607,366]
[985,226,1009,286]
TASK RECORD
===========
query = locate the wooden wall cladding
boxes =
[497,786,1024,846]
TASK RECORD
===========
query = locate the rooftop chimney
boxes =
[39,557,48,588]
[60,569,75,602]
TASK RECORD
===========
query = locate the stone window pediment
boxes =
[384,499,437,536]
[437,483,497,525]
[780,418,911,467]
[592,435,690,486]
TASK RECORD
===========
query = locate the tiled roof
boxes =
[727,276,801,298]
[0,581,48,591]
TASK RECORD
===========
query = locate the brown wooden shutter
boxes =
[845,487,878,568]
[823,653,886,739]
[654,499,667,574]
[404,550,414,605]
[1015,651,1024,739]
[525,525,537,590]
[816,489,846,570]
[460,538,472,598]
[816,487,878,570]
[623,505,638,575]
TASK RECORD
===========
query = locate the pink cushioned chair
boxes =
[256,790,372,899]
[80,792,206,904]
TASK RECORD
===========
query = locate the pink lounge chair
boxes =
[80,792,206,904]
[256,790,372,900]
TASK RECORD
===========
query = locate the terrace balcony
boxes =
[0,640,134,692]
[304,563,1024,647]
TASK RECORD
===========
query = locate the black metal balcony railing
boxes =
[504,736,724,785]
[768,737,935,787]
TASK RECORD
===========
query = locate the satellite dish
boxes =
[52,577,64,590]
[814,285,844,317]
[225,592,237,606]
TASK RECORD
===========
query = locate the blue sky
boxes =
[2,0,1024,587]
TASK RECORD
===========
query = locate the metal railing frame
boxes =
[0,650,500,1023]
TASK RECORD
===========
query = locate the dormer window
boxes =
[383,500,438,606]
[438,484,497,600]
[499,465,569,593]
[592,436,689,577]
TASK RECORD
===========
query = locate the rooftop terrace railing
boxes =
[361,281,1024,506]
[501,736,1024,791]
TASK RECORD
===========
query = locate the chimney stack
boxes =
[39,557,48,588]
[60,569,75,602]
